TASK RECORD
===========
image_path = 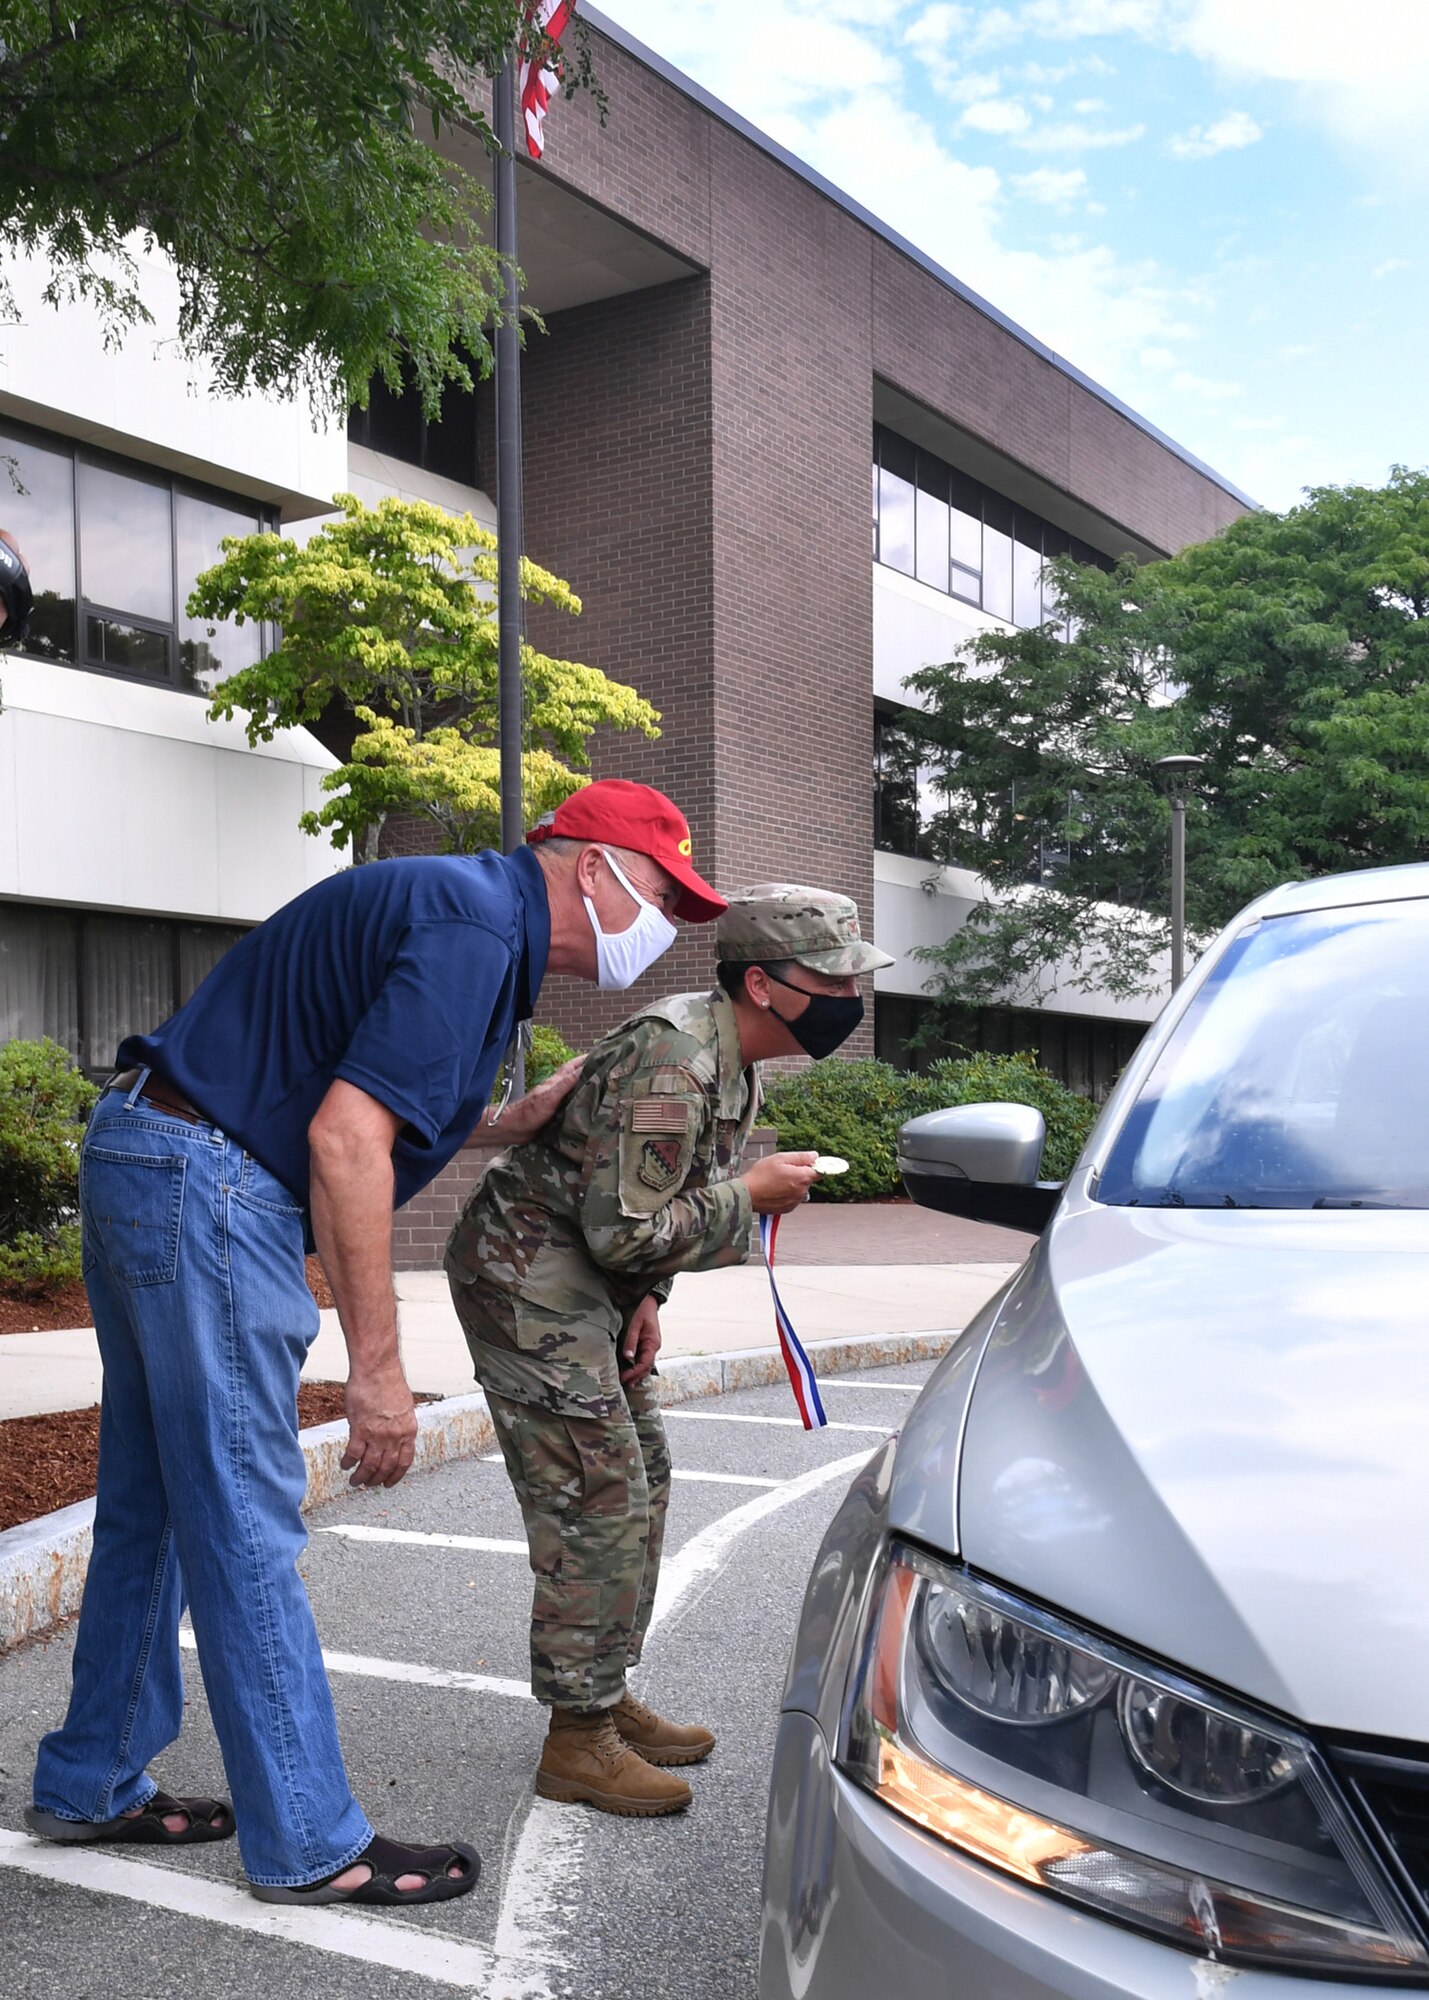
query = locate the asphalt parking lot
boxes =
[0,1362,933,2000]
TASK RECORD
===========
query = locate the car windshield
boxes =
[1097,896,1429,1210]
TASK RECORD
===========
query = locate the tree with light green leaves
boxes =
[900,468,1429,1020]
[0,1,599,413]
[192,494,659,860]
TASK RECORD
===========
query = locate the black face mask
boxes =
[766,971,864,1060]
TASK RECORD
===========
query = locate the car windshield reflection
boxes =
[1097,898,1429,1211]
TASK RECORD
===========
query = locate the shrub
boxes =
[762,1052,1096,1201]
[527,1023,580,1089]
[0,1038,99,1294]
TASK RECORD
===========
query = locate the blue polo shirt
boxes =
[117,846,551,1208]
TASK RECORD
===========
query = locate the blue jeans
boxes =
[31,1077,372,1888]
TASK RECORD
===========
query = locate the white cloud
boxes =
[1371,257,1410,279]
[1278,342,1316,359]
[1174,0,1429,168]
[1019,0,1165,32]
[1169,368,1242,401]
[961,96,1032,133]
[1016,117,1146,150]
[1168,109,1263,158]
[1012,165,1091,203]
[903,3,972,49]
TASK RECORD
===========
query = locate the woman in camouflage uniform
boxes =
[445,886,892,1817]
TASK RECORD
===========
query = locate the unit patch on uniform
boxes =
[618,1093,696,1216]
[637,1136,684,1192]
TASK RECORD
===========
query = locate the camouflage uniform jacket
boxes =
[446,987,761,1414]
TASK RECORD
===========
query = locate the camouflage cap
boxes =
[717,884,895,975]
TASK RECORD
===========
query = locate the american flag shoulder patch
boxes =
[629,1097,693,1134]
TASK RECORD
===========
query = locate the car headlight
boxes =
[839,1544,1428,1978]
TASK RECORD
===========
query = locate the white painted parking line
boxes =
[818,1379,921,1394]
[646,1448,873,1639]
[661,1409,890,1434]
[0,1828,542,1993]
[178,1630,532,1702]
[671,1468,782,1488]
[318,1524,527,1555]
[483,1451,781,1488]
[496,1444,875,1977]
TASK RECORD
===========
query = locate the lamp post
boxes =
[1153,755,1205,992]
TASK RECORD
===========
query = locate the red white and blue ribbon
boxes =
[759,1213,828,1430]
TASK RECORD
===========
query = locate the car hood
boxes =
[906,1201,1429,1741]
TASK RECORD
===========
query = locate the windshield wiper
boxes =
[1312,1196,1413,1210]
[1154,1190,1260,1209]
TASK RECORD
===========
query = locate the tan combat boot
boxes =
[612,1691,716,1767]
[536,1708,692,1817]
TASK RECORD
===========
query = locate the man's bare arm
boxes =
[307,1078,416,1490]
[468,1056,585,1145]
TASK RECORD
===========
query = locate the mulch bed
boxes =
[0,1256,388,1532]
[0,1383,357,1536]
[0,1257,336,1333]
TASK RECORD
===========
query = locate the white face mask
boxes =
[585,848,679,990]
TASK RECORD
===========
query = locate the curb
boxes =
[0,1327,957,1654]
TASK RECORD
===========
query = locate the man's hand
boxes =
[741,1151,819,1215]
[308,1079,414,1486]
[481,1056,586,1145]
[620,1294,663,1385]
[343,1361,418,1488]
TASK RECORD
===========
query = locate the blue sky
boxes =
[594,0,1428,511]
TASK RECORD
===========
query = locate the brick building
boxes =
[0,7,1249,1100]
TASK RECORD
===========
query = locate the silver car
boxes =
[760,863,1429,1998]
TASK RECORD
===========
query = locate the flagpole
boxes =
[494,54,526,1093]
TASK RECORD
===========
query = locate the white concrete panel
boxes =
[0,691,17,890]
[345,445,497,530]
[0,656,322,760]
[0,247,344,518]
[872,851,1165,1024]
[213,748,318,921]
[0,665,344,923]
[872,563,1005,708]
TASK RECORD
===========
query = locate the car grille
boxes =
[1327,1740,1429,1928]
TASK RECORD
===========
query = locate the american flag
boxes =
[519,0,577,160]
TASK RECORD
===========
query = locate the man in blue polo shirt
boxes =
[26,780,726,1911]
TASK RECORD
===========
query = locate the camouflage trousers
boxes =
[484,1378,671,1709]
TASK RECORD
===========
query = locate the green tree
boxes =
[0,1,598,412]
[903,468,1429,1016]
[192,493,660,858]
[0,1038,99,1295]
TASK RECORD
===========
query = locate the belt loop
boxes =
[123,1065,152,1111]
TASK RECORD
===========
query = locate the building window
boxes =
[874,705,951,863]
[0,419,275,693]
[874,990,1146,1102]
[0,904,249,1077]
[872,424,1115,628]
[347,357,482,489]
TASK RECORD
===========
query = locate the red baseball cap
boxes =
[526,780,727,922]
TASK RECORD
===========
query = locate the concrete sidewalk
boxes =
[0,1204,1031,1418]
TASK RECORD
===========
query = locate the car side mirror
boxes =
[898,1103,1064,1233]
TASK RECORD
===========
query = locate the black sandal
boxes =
[250,1832,481,1906]
[25,1790,234,1845]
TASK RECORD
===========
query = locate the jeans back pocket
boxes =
[82,1148,187,1287]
